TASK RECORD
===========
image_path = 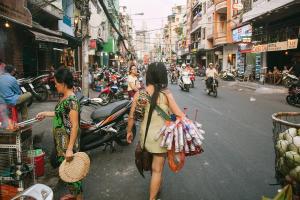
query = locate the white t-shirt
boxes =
[206,68,218,78]
[127,75,139,91]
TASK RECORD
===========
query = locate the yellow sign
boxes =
[267,41,287,51]
[252,44,267,53]
[287,39,298,49]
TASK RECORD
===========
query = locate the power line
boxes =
[98,0,133,56]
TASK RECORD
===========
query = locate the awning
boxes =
[29,30,68,45]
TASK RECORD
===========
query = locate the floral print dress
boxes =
[53,95,82,195]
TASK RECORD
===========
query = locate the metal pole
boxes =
[81,0,91,97]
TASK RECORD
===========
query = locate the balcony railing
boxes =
[214,32,227,45]
[191,16,202,32]
[215,0,227,13]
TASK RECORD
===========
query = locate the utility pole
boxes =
[80,0,91,97]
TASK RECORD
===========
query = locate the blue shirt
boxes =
[0,73,21,105]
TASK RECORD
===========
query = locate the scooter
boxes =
[98,78,128,106]
[286,82,300,106]
[207,77,218,97]
[220,70,235,81]
[282,73,299,88]
[179,71,192,92]
[50,92,136,168]
[18,78,48,102]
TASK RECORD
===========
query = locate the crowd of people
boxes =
[265,65,294,85]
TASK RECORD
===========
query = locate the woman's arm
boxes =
[36,111,55,120]
[163,90,185,118]
[126,92,139,143]
[128,82,138,91]
[66,109,79,161]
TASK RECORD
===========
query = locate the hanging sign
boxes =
[267,41,287,51]
[232,3,244,10]
[252,44,267,53]
[287,39,298,49]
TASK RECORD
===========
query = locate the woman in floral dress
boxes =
[36,67,82,200]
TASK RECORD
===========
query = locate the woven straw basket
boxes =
[59,152,90,183]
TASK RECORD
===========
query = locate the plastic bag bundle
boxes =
[155,117,205,156]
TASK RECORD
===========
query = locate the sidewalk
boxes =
[225,80,288,94]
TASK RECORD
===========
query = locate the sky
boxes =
[119,0,186,37]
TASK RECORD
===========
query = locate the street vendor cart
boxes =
[0,125,35,199]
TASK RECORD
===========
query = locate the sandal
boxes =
[60,194,76,200]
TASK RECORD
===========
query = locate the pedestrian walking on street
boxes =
[127,62,185,200]
[36,67,83,200]
[127,64,140,99]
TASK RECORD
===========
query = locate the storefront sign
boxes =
[287,39,298,49]
[0,0,32,27]
[252,44,267,53]
[239,43,253,53]
[267,41,287,51]
[232,24,252,43]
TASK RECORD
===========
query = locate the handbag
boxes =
[134,92,153,178]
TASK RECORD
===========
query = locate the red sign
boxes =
[89,40,96,49]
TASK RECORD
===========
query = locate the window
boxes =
[202,28,206,39]
[203,2,206,14]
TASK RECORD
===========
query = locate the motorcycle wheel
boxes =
[35,85,49,102]
[185,85,190,92]
[99,93,110,106]
[286,95,294,105]
[213,89,218,97]
[115,123,136,146]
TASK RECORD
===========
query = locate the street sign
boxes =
[233,3,243,10]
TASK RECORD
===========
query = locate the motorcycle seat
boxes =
[91,100,129,122]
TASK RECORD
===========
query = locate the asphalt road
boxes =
[30,79,299,200]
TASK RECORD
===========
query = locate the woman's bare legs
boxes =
[149,154,165,200]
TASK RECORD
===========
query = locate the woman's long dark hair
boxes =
[145,62,168,124]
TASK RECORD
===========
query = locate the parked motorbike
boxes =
[50,92,136,168]
[286,82,300,106]
[18,77,48,102]
[207,77,218,97]
[179,71,192,92]
[220,70,235,81]
[98,78,128,106]
[282,73,299,88]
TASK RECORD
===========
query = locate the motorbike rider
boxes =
[205,63,219,91]
[180,64,189,80]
